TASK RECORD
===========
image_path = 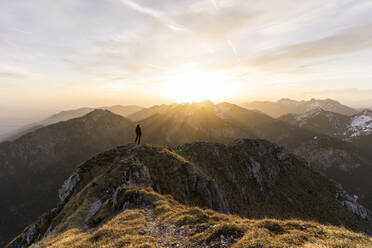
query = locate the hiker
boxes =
[135,124,142,144]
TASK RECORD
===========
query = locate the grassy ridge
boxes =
[32,188,372,248]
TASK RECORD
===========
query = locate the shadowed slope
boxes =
[0,110,134,246]
[8,140,372,247]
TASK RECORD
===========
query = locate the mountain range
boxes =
[280,108,372,138]
[242,98,358,117]
[279,108,372,152]
[1,105,143,142]
[1,99,372,246]
[7,141,372,247]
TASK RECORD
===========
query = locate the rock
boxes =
[334,182,372,223]
[25,223,38,245]
[58,170,80,203]
[277,148,290,161]
[84,199,103,227]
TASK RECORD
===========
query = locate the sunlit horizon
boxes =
[1,0,372,136]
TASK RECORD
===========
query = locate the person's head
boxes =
[137,123,140,127]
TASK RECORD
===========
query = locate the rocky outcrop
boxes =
[58,170,80,203]
[333,180,372,224]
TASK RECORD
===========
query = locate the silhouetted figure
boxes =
[135,124,142,144]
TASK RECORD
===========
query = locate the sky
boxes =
[1,0,372,135]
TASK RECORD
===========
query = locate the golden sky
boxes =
[1,0,372,132]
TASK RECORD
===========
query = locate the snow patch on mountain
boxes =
[347,111,372,137]
[295,109,322,121]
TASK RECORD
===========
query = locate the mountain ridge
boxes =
[279,108,372,139]
[242,98,358,117]
[1,105,143,142]
[7,140,372,247]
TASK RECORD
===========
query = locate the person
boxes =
[135,124,142,144]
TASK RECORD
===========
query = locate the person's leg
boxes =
[135,135,138,143]
[138,135,141,144]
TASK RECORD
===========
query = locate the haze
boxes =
[1,0,372,136]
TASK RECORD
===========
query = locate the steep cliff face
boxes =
[7,140,372,247]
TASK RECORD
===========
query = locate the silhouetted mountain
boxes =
[127,103,179,122]
[242,98,358,117]
[7,141,372,247]
[2,105,143,142]
[0,110,134,246]
[1,102,372,246]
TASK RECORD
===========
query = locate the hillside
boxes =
[242,98,358,118]
[279,108,372,154]
[2,105,143,142]
[0,110,135,246]
[7,141,372,247]
[279,108,350,138]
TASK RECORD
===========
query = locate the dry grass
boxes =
[32,209,155,248]
[31,188,372,247]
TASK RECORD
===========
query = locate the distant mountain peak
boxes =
[86,108,111,116]
[83,109,124,121]
[198,99,215,106]
[242,98,357,117]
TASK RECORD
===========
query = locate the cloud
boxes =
[304,88,372,96]
[175,6,258,40]
[118,0,188,32]
[0,39,10,48]
[250,22,372,67]
[227,39,238,57]
[0,65,27,79]
[209,0,219,10]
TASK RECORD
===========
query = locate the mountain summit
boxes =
[7,140,372,247]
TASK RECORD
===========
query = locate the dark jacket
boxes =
[136,125,142,135]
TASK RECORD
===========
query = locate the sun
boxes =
[162,70,234,102]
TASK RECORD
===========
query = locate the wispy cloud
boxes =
[250,22,372,67]
[209,0,219,10]
[146,64,169,70]
[118,0,189,32]
[227,39,238,57]
[0,65,27,79]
